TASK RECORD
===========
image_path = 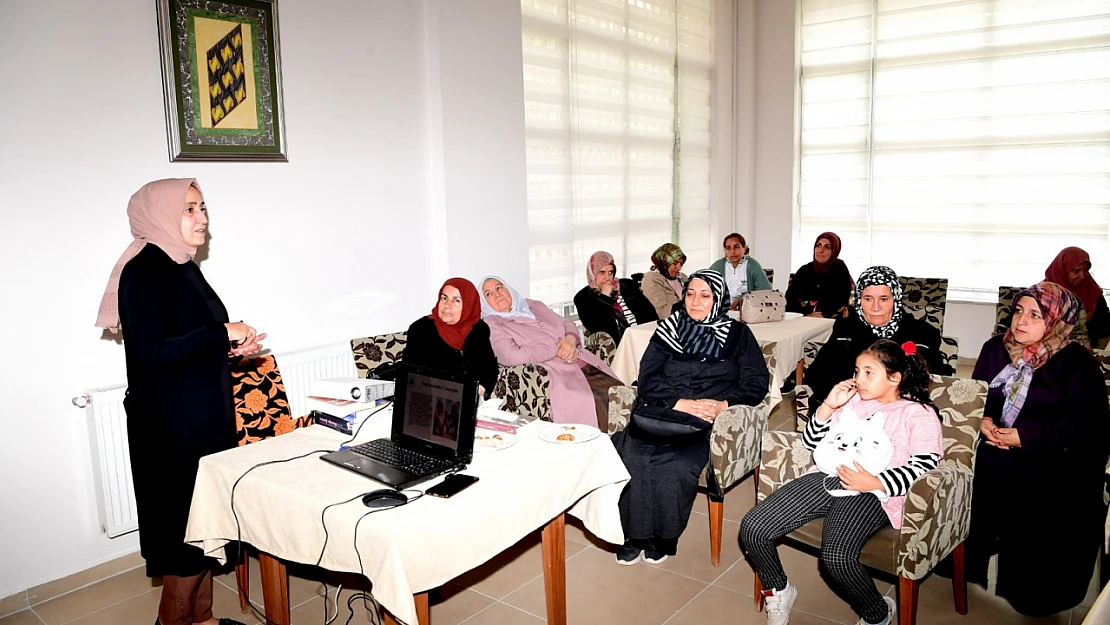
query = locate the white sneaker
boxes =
[854,596,897,625]
[763,582,798,625]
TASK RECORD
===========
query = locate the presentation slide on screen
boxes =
[402,373,464,450]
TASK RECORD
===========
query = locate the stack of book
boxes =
[308,378,393,435]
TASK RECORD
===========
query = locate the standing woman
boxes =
[785,232,854,318]
[641,243,688,319]
[1044,246,1110,348]
[574,251,658,345]
[96,179,257,625]
[968,282,1109,617]
[403,278,498,398]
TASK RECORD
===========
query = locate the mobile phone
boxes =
[427,474,479,499]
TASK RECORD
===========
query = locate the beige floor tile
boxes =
[32,568,154,625]
[713,543,891,625]
[0,593,29,619]
[647,514,744,583]
[26,553,145,608]
[664,584,837,625]
[213,556,327,612]
[210,578,259,623]
[0,610,45,625]
[462,602,544,625]
[428,586,497,625]
[565,516,610,549]
[62,587,159,625]
[910,574,1070,625]
[451,530,588,599]
[721,475,758,524]
[502,547,706,625]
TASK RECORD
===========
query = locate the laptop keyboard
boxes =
[350,439,454,475]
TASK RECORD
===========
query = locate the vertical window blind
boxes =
[797,0,1110,301]
[521,0,714,306]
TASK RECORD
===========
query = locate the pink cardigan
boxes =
[485,299,617,426]
[806,395,943,529]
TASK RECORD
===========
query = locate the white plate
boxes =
[473,430,517,452]
[538,423,601,445]
[784,312,803,319]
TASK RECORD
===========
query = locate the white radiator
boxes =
[78,385,137,538]
[78,341,358,539]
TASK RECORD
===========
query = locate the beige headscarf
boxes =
[95,178,202,332]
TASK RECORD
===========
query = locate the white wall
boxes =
[0,0,527,600]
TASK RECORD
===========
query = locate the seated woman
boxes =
[612,270,768,564]
[707,233,773,309]
[641,243,688,319]
[480,276,620,429]
[574,251,658,345]
[1045,246,1110,348]
[805,266,952,415]
[403,278,498,398]
[785,232,853,318]
[968,282,1109,617]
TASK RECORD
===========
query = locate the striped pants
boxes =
[739,472,891,624]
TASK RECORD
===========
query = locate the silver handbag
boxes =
[740,290,786,324]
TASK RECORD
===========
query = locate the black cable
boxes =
[338,399,393,448]
[343,489,425,625]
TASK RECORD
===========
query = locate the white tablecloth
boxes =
[184,414,630,625]
[609,315,835,407]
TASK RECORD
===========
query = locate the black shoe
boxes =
[219,619,249,625]
[643,548,669,564]
[615,543,642,565]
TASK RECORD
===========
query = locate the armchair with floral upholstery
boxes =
[899,276,948,333]
[350,331,613,422]
[607,341,777,566]
[582,330,617,365]
[228,354,314,612]
[754,374,986,624]
[795,337,960,432]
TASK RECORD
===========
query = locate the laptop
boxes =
[320,363,479,490]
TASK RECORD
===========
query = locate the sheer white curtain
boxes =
[797,0,1110,301]
[521,0,714,306]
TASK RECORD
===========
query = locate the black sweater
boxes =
[805,311,953,414]
[402,316,499,397]
[785,261,854,318]
[574,279,658,344]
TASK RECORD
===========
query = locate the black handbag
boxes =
[630,404,712,439]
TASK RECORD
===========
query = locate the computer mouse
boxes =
[362,489,408,508]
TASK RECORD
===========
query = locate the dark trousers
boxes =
[158,570,214,625]
[739,472,891,624]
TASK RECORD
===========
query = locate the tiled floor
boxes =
[3,390,1096,625]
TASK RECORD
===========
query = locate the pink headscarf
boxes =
[95,178,202,332]
[586,251,620,294]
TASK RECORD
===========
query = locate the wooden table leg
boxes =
[541,513,567,625]
[258,552,290,625]
[381,592,430,625]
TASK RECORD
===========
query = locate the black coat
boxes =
[402,316,499,397]
[613,322,768,547]
[805,311,952,414]
[785,261,853,317]
[968,336,1110,616]
[573,279,658,344]
[118,244,235,577]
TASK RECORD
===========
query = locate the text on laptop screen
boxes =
[401,372,464,451]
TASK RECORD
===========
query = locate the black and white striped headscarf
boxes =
[854,265,903,339]
[654,269,733,359]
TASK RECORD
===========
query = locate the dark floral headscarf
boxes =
[650,243,686,277]
[854,266,903,339]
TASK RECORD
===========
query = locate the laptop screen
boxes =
[399,371,466,451]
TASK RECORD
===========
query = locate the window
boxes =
[797,0,1110,301]
[521,0,715,306]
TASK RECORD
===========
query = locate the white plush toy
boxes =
[812,407,893,500]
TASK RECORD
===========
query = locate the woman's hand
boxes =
[674,399,726,422]
[993,426,1021,448]
[980,417,1011,449]
[807,311,824,318]
[556,335,578,362]
[729,298,740,311]
[836,461,883,492]
[600,282,614,296]
[226,322,265,357]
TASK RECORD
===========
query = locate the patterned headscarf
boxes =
[1045,247,1102,316]
[650,243,687,278]
[587,251,620,295]
[429,278,481,350]
[854,266,903,339]
[654,270,733,360]
[478,275,535,320]
[989,282,1080,427]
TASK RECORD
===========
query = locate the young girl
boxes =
[740,339,944,625]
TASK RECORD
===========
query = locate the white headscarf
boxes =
[478,275,536,320]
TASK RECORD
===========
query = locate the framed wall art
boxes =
[156,0,288,161]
